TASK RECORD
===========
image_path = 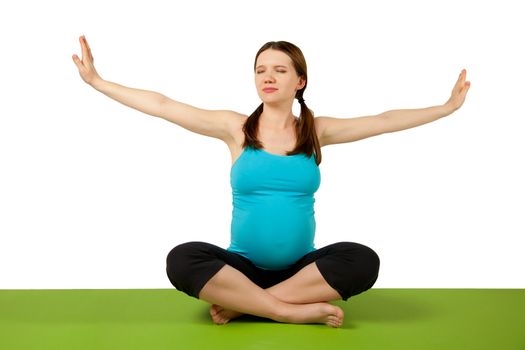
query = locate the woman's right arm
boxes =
[91,78,166,119]
[72,35,239,142]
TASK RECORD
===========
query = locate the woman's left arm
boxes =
[317,69,471,146]
[380,69,471,132]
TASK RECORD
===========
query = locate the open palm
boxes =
[72,35,101,85]
[446,69,471,111]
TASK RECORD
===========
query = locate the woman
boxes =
[72,36,470,328]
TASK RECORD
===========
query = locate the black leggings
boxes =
[166,241,380,301]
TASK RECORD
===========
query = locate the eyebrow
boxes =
[255,65,288,69]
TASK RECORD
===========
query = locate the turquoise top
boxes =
[227,146,321,270]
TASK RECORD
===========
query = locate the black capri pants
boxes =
[166,241,380,302]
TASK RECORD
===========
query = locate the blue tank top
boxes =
[227,146,321,270]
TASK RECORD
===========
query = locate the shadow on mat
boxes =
[197,289,436,327]
[339,290,435,323]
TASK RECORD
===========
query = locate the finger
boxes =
[81,36,93,63]
[84,36,95,62]
[460,81,470,100]
[80,36,89,63]
[464,81,471,93]
[458,69,466,82]
[456,70,467,89]
[83,36,93,57]
[72,54,81,68]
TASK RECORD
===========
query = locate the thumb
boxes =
[72,54,81,67]
[462,81,471,96]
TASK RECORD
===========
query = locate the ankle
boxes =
[271,301,297,323]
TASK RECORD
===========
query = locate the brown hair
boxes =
[242,41,322,166]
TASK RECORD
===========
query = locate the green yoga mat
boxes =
[1,289,524,350]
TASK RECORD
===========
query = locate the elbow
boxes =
[377,114,397,134]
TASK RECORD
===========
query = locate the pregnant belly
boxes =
[229,206,316,270]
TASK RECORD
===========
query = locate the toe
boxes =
[326,316,337,327]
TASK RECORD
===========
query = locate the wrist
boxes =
[90,76,105,90]
[442,102,457,115]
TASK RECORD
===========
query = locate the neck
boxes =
[260,102,297,130]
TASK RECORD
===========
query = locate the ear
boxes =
[297,77,306,90]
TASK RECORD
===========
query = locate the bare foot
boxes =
[279,302,344,328]
[209,304,244,325]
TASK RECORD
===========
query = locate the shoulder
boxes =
[314,116,328,147]
[222,111,248,144]
[226,111,248,130]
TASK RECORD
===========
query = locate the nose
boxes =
[263,72,275,83]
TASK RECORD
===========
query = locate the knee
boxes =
[340,242,380,284]
[166,242,187,270]
[354,243,380,293]
[166,241,204,286]
[362,244,380,278]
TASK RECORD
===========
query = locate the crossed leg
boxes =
[202,262,344,327]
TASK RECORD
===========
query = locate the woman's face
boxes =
[254,49,305,104]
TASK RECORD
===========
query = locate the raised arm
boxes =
[72,35,238,142]
[316,69,471,147]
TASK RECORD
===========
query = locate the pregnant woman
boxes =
[72,35,470,327]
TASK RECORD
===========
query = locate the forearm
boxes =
[380,104,455,133]
[91,78,166,117]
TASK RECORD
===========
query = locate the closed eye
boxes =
[256,70,287,74]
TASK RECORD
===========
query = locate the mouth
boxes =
[263,88,278,93]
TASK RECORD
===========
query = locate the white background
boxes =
[1,0,523,289]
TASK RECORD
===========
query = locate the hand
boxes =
[445,69,471,111]
[72,35,102,85]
